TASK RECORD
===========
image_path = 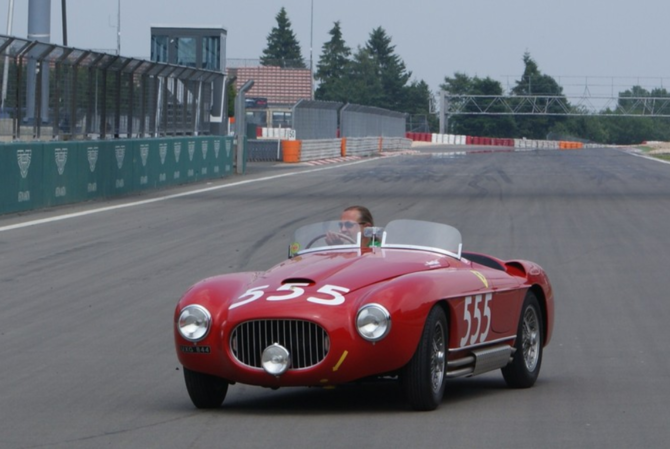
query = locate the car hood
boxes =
[256,248,453,293]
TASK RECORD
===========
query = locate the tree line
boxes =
[259,8,670,144]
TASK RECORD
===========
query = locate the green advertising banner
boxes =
[209,137,222,179]
[183,138,198,183]
[158,139,175,188]
[198,137,211,180]
[133,139,152,191]
[105,140,134,197]
[1,136,239,216]
[220,136,235,176]
[166,138,186,185]
[1,142,44,214]
[77,141,105,201]
[42,142,80,207]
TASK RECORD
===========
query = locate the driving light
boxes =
[261,343,291,376]
[356,304,391,341]
[177,305,211,342]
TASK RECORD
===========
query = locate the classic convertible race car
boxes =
[174,219,554,411]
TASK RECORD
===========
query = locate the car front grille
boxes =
[230,319,330,370]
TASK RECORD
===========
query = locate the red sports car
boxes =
[174,219,554,411]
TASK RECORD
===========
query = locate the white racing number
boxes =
[459,293,493,347]
[229,283,350,310]
[267,283,309,301]
[229,285,269,310]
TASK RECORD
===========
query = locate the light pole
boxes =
[117,0,121,55]
[61,0,67,45]
[310,0,313,100]
[1,0,14,111]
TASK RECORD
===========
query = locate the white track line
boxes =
[624,149,670,165]
[0,158,374,233]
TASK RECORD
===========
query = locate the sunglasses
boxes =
[338,221,360,229]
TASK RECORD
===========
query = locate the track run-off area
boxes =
[1,146,669,448]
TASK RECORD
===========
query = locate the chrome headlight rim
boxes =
[356,303,391,342]
[261,343,292,376]
[177,304,212,342]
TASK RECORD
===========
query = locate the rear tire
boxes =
[502,291,543,388]
[183,367,229,409]
[401,306,448,411]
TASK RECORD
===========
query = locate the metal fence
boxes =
[340,104,406,138]
[289,101,407,139]
[0,34,224,142]
[292,99,340,140]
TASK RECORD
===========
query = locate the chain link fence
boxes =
[0,34,224,142]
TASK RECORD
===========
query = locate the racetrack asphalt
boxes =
[1,146,669,448]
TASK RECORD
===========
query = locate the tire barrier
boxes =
[407,133,597,151]
[381,137,413,152]
[279,137,413,163]
[299,139,342,161]
[281,140,302,163]
[345,137,382,157]
[0,136,236,216]
[558,141,584,150]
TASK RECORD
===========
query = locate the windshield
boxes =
[289,219,462,258]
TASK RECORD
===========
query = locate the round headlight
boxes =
[356,304,391,341]
[261,343,291,376]
[177,305,211,342]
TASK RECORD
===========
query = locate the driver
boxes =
[326,206,376,247]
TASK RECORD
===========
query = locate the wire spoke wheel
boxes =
[502,291,543,389]
[430,322,446,393]
[522,306,540,372]
[401,306,448,411]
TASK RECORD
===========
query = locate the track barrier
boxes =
[0,136,236,216]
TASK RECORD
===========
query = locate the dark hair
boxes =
[344,205,374,226]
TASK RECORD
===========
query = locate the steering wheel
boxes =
[306,232,355,248]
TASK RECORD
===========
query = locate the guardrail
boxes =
[1,136,237,216]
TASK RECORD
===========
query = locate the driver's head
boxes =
[339,206,374,239]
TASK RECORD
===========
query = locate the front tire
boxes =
[183,367,229,409]
[502,291,543,388]
[401,306,448,411]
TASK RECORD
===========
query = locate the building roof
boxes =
[229,66,312,106]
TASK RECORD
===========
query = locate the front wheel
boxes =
[183,367,229,409]
[401,305,448,411]
[502,291,543,388]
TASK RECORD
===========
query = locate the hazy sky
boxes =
[2,0,669,98]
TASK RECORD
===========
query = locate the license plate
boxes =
[180,345,211,354]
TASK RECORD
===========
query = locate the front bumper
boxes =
[176,315,420,388]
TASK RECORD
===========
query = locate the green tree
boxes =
[404,80,437,132]
[314,21,351,101]
[440,72,516,137]
[511,52,567,139]
[260,7,305,68]
[337,47,385,106]
[558,113,609,143]
[364,27,411,111]
[227,81,237,118]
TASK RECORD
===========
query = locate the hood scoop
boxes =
[281,277,315,286]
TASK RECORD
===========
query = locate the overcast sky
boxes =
[2,0,669,98]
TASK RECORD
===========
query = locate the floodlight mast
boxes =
[1,0,15,111]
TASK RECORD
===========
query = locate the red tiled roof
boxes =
[229,66,312,106]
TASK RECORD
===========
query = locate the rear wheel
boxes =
[183,367,229,409]
[401,306,447,411]
[502,291,543,388]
